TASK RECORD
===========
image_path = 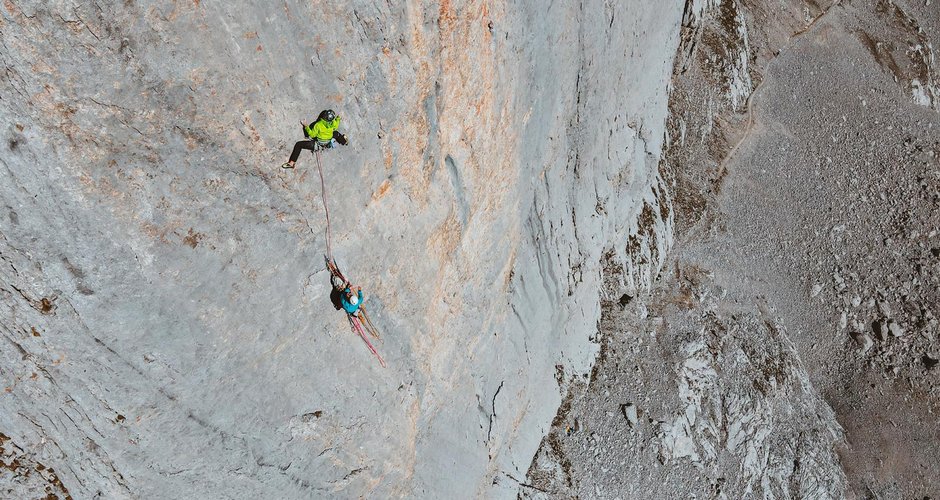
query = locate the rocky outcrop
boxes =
[525,274,846,498]
[525,0,940,498]
[525,0,853,497]
[1,433,71,500]
[857,0,940,109]
[656,311,845,498]
[1,1,682,497]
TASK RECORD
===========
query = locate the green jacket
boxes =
[305,116,341,142]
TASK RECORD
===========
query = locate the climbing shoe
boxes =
[281,162,294,169]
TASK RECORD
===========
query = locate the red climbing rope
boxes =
[349,314,386,368]
[325,255,347,284]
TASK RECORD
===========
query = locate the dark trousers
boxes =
[288,131,347,163]
[289,140,320,163]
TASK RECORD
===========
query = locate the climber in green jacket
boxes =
[282,109,348,169]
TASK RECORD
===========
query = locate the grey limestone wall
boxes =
[0,1,681,497]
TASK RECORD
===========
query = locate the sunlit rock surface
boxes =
[0,1,681,497]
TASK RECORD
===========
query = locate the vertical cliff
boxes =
[1,1,682,497]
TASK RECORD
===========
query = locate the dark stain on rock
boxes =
[545,391,576,487]
[38,297,56,315]
[618,293,633,308]
[0,433,72,500]
[31,327,40,337]
[857,31,903,80]
[923,354,939,370]
[872,319,887,341]
[183,228,203,248]
[445,154,469,227]
[62,257,94,295]
[699,0,746,91]
[62,257,85,279]
[300,411,323,423]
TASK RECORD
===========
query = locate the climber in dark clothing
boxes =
[282,109,349,169]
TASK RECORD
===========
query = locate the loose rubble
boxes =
[526,0,940,498]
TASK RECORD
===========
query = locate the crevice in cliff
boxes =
[486,380,504,444]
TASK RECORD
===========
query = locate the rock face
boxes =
[527,0,940,498]
[526,275,847,498]
[1,1,680,497]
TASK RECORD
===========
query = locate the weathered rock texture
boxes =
[1,1,682,497]
[527,0,940,498]
[711,1,940,495]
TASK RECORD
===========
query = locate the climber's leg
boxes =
[287,140,318,165]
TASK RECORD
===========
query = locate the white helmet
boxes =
[349,295,359,306]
